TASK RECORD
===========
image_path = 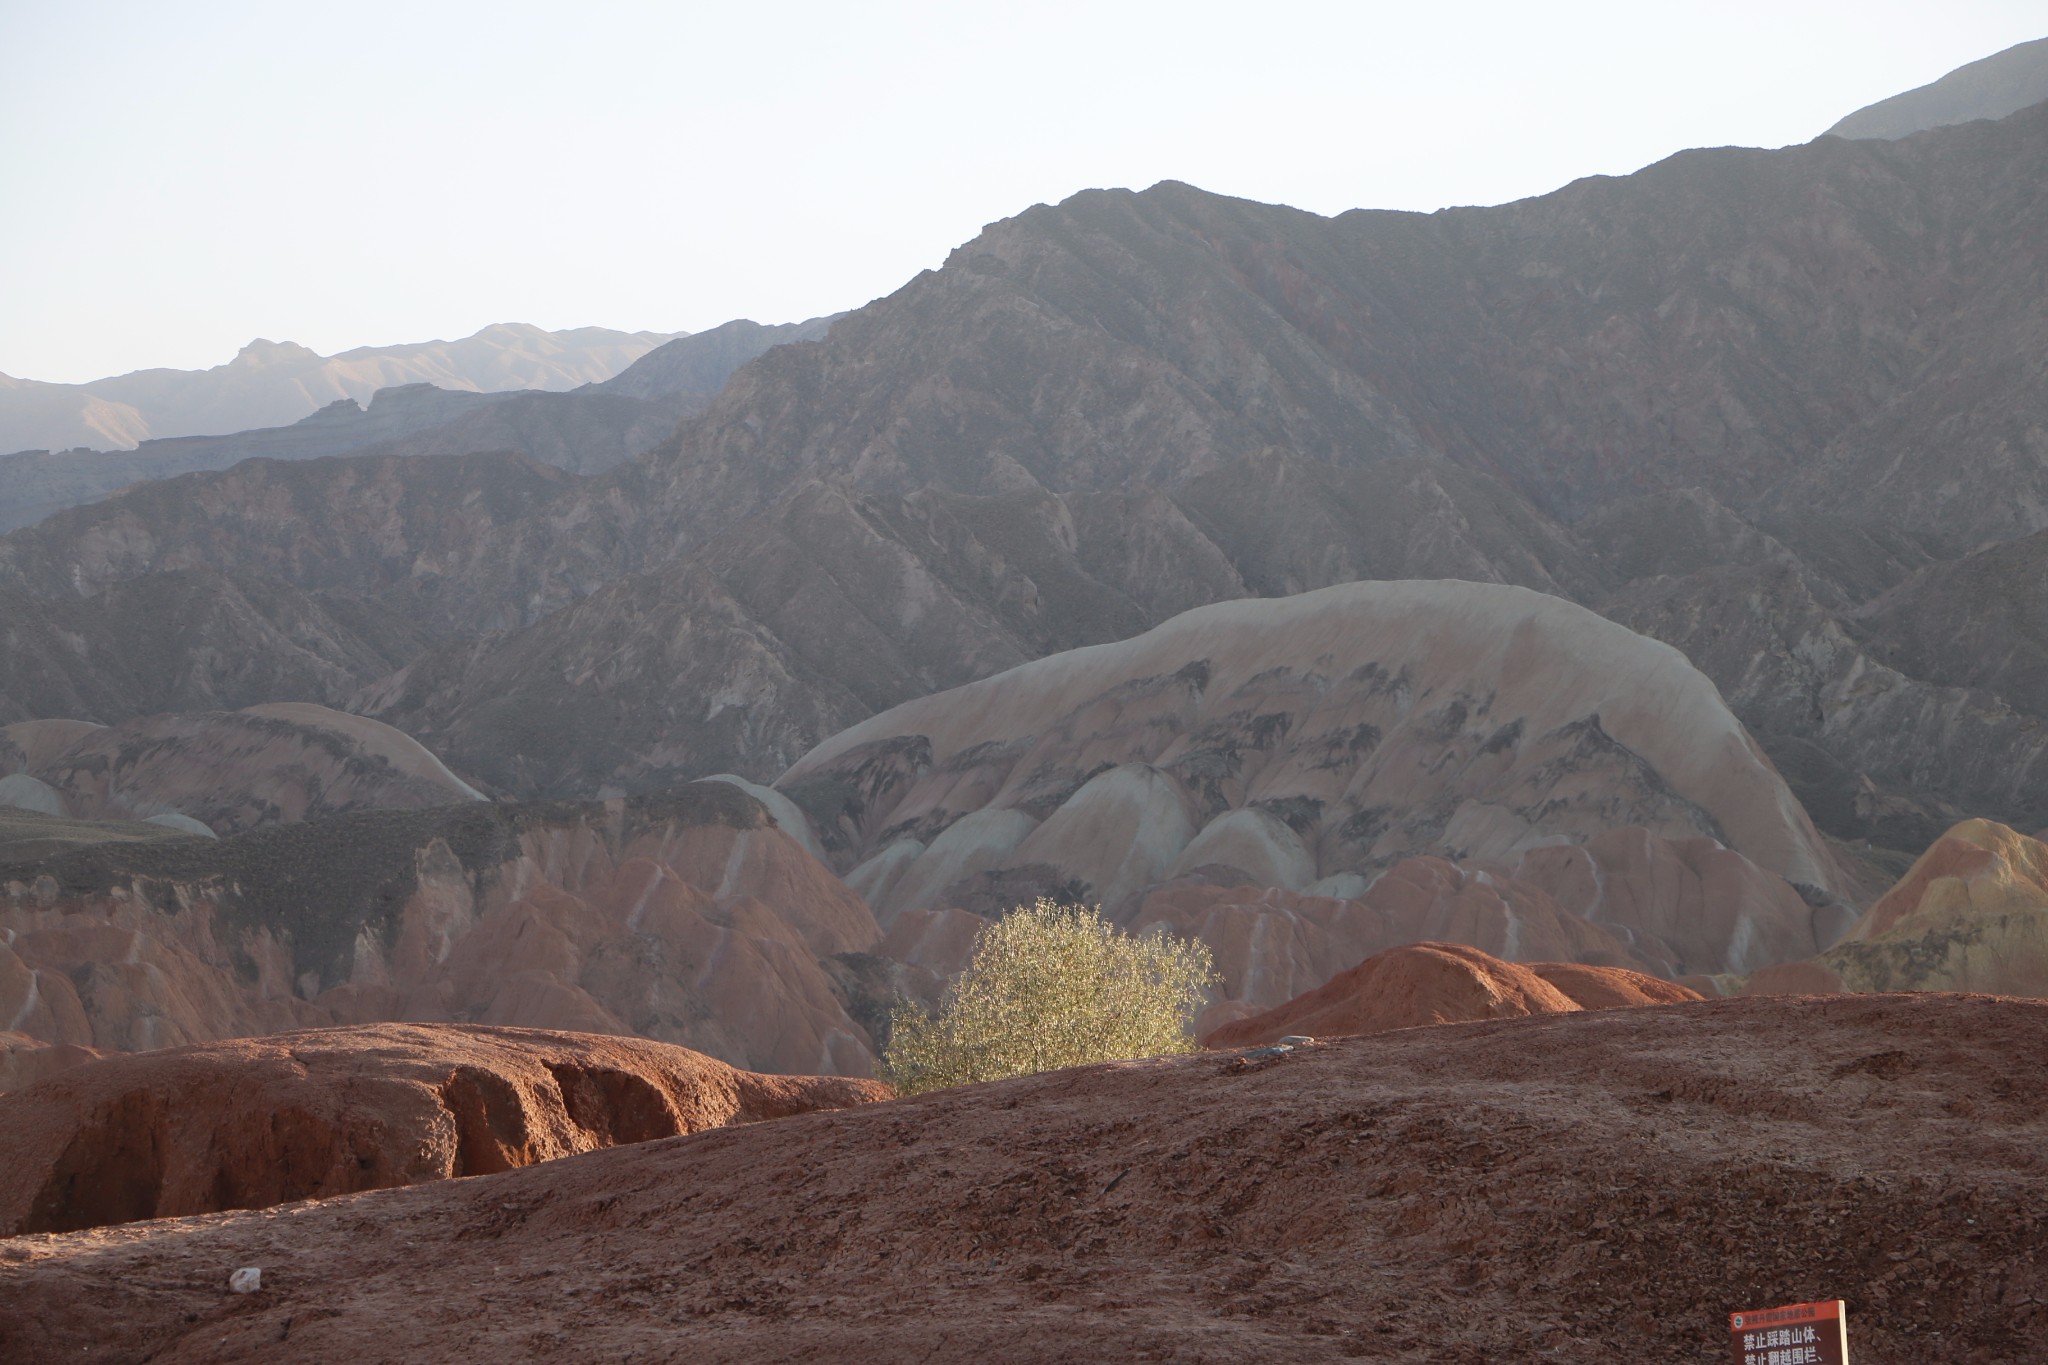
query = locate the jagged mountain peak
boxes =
[229,337,321,367]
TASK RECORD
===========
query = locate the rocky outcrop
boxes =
[780,580,1838,990]
[1201,941,1699,1047]
[0,784,882,1074]
[5,995,2044,1363]
[0,1023,891,1234]
[0,720,101,774]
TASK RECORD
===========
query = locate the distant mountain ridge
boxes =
[0,322,682,454]
[1827,36,2048,140]
[0,317,843,532]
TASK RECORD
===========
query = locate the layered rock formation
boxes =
[779,580,1839,998]
[1744,818,2048,998]
[1,704,483,835]
[0,1023,890,1234]
[1142,842,1753,1026]
[5,994,2043,1363]
[1202,941,1699,1048]
[1134,862,1644,1023]
[0,784,882,1074]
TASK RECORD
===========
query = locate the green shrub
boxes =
[881,899,1216,1094]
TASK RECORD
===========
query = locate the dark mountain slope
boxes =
[569,107,2045,563]
[0,452,585,730]
[1853,528,2048,718]
[0,570,415,723]
[595,314,840,401]
[0,450,580,631]
[1602,559,2048,848]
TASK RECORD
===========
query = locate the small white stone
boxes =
[228,1267,262,1294]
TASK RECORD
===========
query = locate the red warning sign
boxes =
[1728,1298,1849,1364]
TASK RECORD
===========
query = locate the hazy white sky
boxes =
[2,0,2041,383]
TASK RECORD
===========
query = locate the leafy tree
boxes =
[882,899,1215,1094]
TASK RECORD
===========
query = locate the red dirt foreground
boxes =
[1204,941,1701,1048]
[0,1023,891,1236]
[0,1031,103,1096]
[0,997,2043,1362]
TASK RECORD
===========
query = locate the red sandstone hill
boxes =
[0,994,2040,1362]
[1525,959,1702,1010]
[1202,941,1700,1048]
[0,1023,890,1236]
